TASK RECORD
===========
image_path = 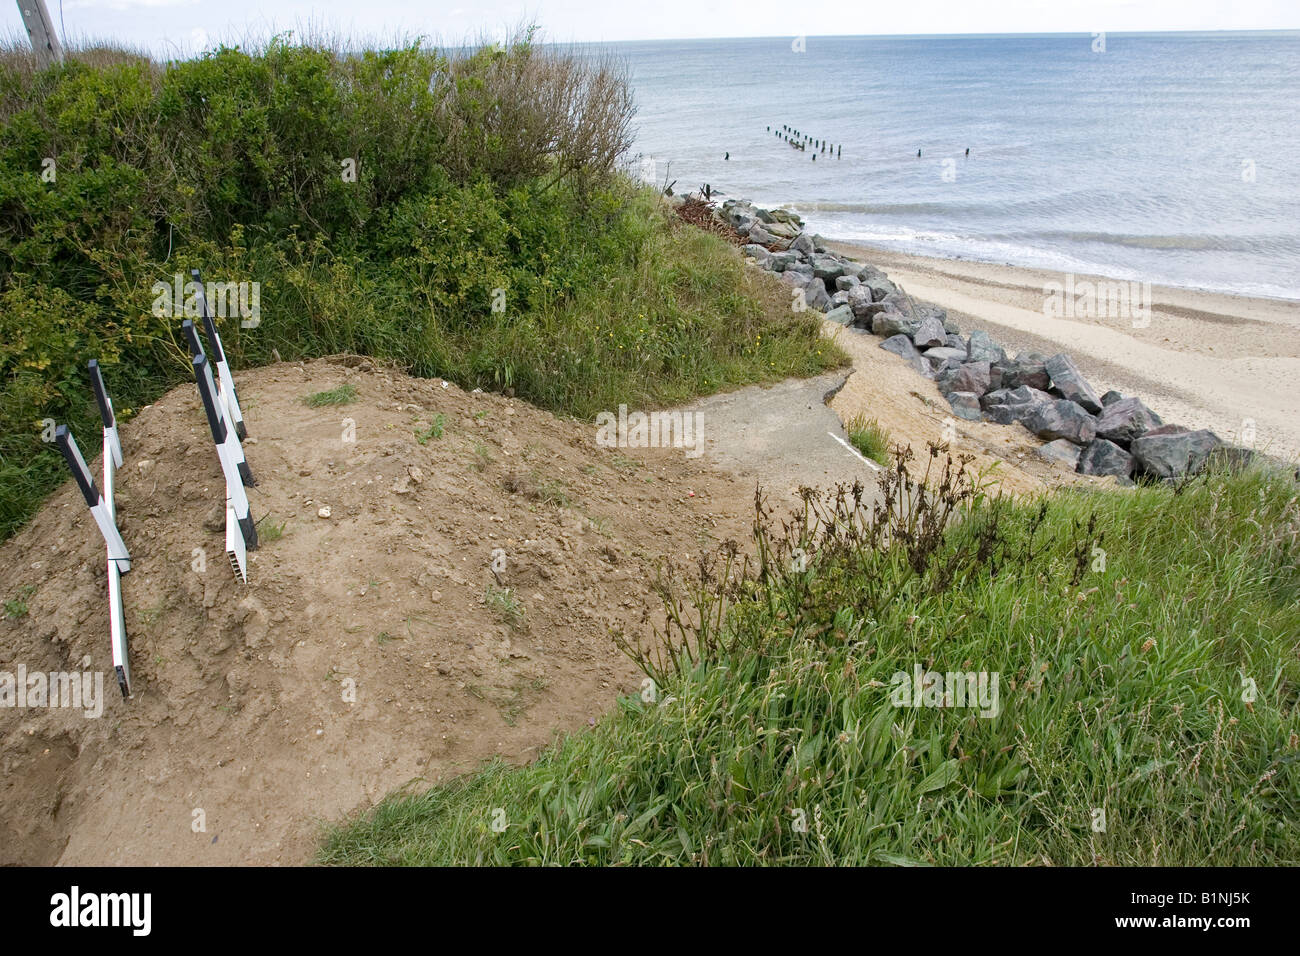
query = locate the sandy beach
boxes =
[825,241,1300,464]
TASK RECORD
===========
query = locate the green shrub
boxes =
[0,32,841,539]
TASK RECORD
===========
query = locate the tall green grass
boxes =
[320,459,1300,865]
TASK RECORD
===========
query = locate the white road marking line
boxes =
[827,431,881,471]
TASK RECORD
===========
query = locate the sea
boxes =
[610,32,1300,300]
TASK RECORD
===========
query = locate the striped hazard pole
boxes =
[193,354,258,582]
[54,362,132,696]
[183,318,255,488]
[191,267,248,441]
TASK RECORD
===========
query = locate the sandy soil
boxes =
[825,242,1300,464]
[1,357,761,865]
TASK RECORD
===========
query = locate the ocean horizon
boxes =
[610,31,1300,300]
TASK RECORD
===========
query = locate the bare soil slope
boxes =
[0,357,753,865]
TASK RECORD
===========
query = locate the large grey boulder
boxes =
[947,392,983,421]
[879,334,932,377]
[830,290,852,308]
[1045,353,1103,413]
[824,304,855,326]
[915,305,948,326]
[924,346,968,363]
[1131,429,1222,479]
[1021,399,1097,445]
[966,329,1006,364]
[913,315,948,349]
[846,284,877,321]
[743,243,772,264]
[982,385,1053,407]
[872,311,920,338]
[937,361,992,397]
[1077,438,1134,477]
[862,276,898,301]
[879,291,913,313]
[765,220,800,240]
[767,251,799,272]
[747,222,777,245]
[721,199,758,224]
[929,356,964,375]
[804,281,832,311]
[977,390,1050,429]
[1037,439,1082,470]
[993,357,1051,392]
[790,233,815,256]
[985,401,1049,426]
[835,274,860,291]
[946,333,966,351]
[811,254,848,282]
[1095,397,1163,447]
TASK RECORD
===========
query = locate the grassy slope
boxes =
[321,462,1300,865]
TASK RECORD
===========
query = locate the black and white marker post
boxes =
[193,354,258,582]
[191,267,248,441]
[183,319,255,488]
[54,362,132,696]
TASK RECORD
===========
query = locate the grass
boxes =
[535,476,571,508]
[845,412,891,465]
[320,455,1300,865]
[4,585,35,619]
[257,515,287,543]
[485,584,526,630]
[303,385,357,407]
[415,414,446,445]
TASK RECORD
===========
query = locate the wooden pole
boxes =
[15,0,64,68]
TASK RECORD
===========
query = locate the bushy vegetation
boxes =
[0,31,840,538]
[320,458,1300,865]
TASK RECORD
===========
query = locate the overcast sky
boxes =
[5,0,1298,53]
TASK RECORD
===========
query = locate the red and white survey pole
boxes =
[193,353,258,582]
[53,360,132,697]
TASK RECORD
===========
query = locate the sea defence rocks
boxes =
[1131,428,1222,479]
[1044,354,1103,413]
[719,195,1239,482]
[1095,396,1163,446]
[1022,399,1098,445]
[1077,438,1133,478]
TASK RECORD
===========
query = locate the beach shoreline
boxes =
[823,239,1300,463]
